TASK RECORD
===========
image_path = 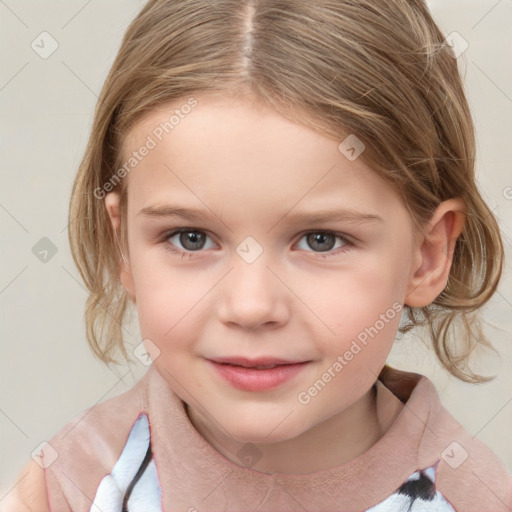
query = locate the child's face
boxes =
[113,94,422,444]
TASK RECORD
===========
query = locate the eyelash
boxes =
[159,229,354,260]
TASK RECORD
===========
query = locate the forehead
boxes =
[120,94,337,169]
[119,95,408,226]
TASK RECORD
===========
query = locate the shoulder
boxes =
[378,366,512,510]
[40,372,151,507]
[0,460,49,512]
[433,416,512,511]
[417,381,512,510]
[46,373,144,458]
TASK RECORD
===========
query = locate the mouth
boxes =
[206,357,311,391]
[208,356,309,368]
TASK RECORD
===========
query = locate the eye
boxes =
[160,229,353,259]
[295,231,351,257]
[164,229,216,255]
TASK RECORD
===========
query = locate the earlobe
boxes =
[404,198,466,308]
[104,192,136,302]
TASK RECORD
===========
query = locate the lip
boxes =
[209,356,307,367]
[207,358,311,392]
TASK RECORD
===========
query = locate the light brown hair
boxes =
[68,0,504,383]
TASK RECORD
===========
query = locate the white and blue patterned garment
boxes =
[90,414,161,512]
[367,464,456,511]
[90,413,456,512]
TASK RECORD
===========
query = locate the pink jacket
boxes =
[39,364,512,511]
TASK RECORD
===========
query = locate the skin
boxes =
[104,93,466,475]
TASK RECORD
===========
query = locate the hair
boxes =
[68,0,504,383]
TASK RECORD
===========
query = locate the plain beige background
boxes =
[1,0,511,498]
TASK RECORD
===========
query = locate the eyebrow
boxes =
[137,204,384,225]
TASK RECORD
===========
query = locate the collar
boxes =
[143,363,510,511]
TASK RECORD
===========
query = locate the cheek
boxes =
[130,253,213,350]
[309,252,406,375]
[313,253,406,337]
[312,300,402,411]
[325,296,401,381]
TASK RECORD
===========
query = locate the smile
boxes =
[207,360,311,392]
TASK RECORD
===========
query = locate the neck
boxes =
[186,381,401,475]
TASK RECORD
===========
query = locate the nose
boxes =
[216,254,290,331]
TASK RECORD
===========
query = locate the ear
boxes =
[404,198,466,308]
[104,192,136,302]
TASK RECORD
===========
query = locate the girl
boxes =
[4,0,511,510]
